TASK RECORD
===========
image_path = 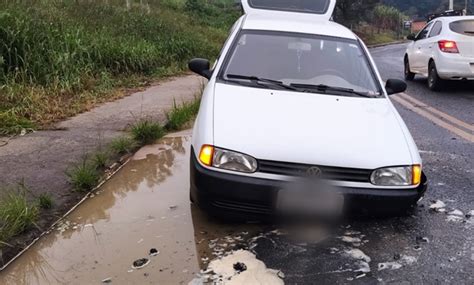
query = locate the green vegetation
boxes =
[68,159,99,192]
[0,0,240,135]
[109,136,136,155]
[131,120,165,145]
[0,187,39,247]
[67,94,202,192]
[93,151,110,169]
[165,97,201,131]
[38,193,54,210]
[335,1,409,45]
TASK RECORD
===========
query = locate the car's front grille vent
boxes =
[258,160,372,182]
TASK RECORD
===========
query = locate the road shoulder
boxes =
[0,75,203,266]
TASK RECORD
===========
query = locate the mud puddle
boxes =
[0,131,262,284]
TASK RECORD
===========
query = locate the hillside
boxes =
[383,0,474,17]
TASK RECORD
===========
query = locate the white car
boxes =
[405,16,474,91]
[189,0,427,219]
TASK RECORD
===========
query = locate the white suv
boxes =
[405,16,474,91]
[189,0,427,219]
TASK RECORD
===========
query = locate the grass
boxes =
[93,151,110,169]
[165,97,201,131]
[0,187,39,247]
[0,0,240,135]
[109,136,136,155]
[131,119,165,145]
[67,92,202,194]
[38,193,54,210]
[67,159,99,192]
[354,24,405,46]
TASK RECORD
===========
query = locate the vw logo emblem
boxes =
[306,166,322,178]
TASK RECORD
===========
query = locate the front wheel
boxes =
[428,62,444,91]
[404,58,415,81]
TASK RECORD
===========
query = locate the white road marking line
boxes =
[393,95,474,143]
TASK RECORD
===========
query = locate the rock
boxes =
[149,248,159,256]
[132,258,150,269]
[102,277,112,283]
[448,210,464,217]
[429,200,446,211]
[416,236,429,243]
[233,262,248,273]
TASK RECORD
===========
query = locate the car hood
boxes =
[213,83,413,170]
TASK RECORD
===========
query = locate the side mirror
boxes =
[385,79,407,95]
[407,34,416,41]
[189,58,212,79]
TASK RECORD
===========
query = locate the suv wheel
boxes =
[404,58,415,81]
[428,62,443,91]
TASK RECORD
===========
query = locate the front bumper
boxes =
[190,149,428,218]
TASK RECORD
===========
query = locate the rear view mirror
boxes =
[288,41,312,52]
[407,34,416,41]
[385,79,407,95]
[189,58,212,79]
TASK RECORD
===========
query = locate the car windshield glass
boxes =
[449,20,474,36]
[221,31,380,96]
[248,0,330,14]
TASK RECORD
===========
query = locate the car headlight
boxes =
[199,145,258,173]
[370,165,421,186]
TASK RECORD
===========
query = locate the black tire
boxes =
[428,61,443,91]
[404,57,415,81]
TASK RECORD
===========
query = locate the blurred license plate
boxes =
[277,189,344,216]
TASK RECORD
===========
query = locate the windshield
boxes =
[248,0,330,14]
[220,31,380,96]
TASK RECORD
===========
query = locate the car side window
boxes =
[416,22,433,40]
[429,21,442,37]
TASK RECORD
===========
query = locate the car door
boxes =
[419,21,443,74]
[411,22,434,72]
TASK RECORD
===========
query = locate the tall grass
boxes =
[0,0,239,135]
[0,188,39,246]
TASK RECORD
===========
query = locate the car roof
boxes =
[435,15,474,22]
[241,13,358,40]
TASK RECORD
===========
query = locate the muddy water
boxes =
[0,131,261,284]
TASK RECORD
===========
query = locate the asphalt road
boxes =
[0,44,472,284]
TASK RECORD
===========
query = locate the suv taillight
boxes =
[438,40,459,53]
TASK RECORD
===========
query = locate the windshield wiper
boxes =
[226,74,299,91]
[289,83,377,98]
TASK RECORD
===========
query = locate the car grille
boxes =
[212,200,273,214]
[258,160,372,182]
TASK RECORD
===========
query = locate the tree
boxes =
[334,0,379,27]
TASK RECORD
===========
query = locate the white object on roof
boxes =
[241,0,336,21]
